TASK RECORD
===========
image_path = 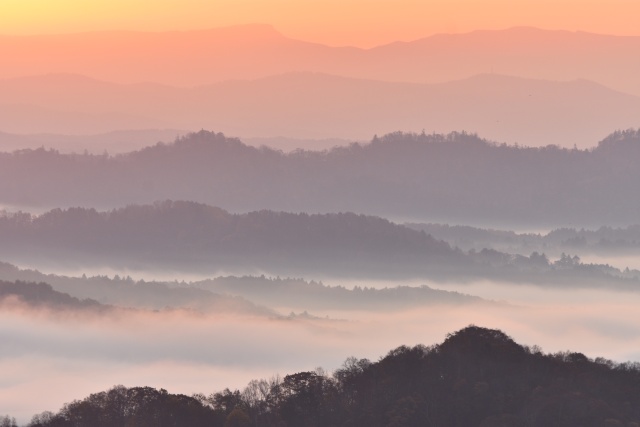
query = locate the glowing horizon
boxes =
[2,0,640,48]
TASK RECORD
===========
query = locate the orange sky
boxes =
[2,0,640,47]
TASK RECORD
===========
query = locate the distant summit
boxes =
[2,26,640,95]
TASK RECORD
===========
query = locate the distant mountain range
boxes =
[1,130,639,227]
[1,72,639,147]
[2,25,640,97]
[3,25,640,147]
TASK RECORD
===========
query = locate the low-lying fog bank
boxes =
[2,275,640,423]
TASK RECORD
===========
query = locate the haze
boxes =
[2,1,640,425]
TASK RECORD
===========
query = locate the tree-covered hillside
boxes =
[2,202,638,283]
[0,201,460,277]
[25,326,640,427]
[1,129,640,226]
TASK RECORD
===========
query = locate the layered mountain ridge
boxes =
[1,72,638,147]
[3,25,640,96]
[2,129,639,226]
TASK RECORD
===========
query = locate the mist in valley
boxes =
[3,14,640,426]
[2,271,640,423]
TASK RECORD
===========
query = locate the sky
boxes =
[2,0,640,421]
[2,0,640,47]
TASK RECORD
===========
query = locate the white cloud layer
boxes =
[2,281,640,424]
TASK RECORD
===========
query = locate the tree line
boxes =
[23,326,640,427]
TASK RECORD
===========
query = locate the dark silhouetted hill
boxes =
[27,326,640,427]
[28,385,217,427]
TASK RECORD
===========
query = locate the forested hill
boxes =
[24,326,640,427]
[0,201,461,277]
[0,280,106,311]
[0,263,488,311]
[405,222,640,256]
[2,201,639,282]
[2,129,640,226]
